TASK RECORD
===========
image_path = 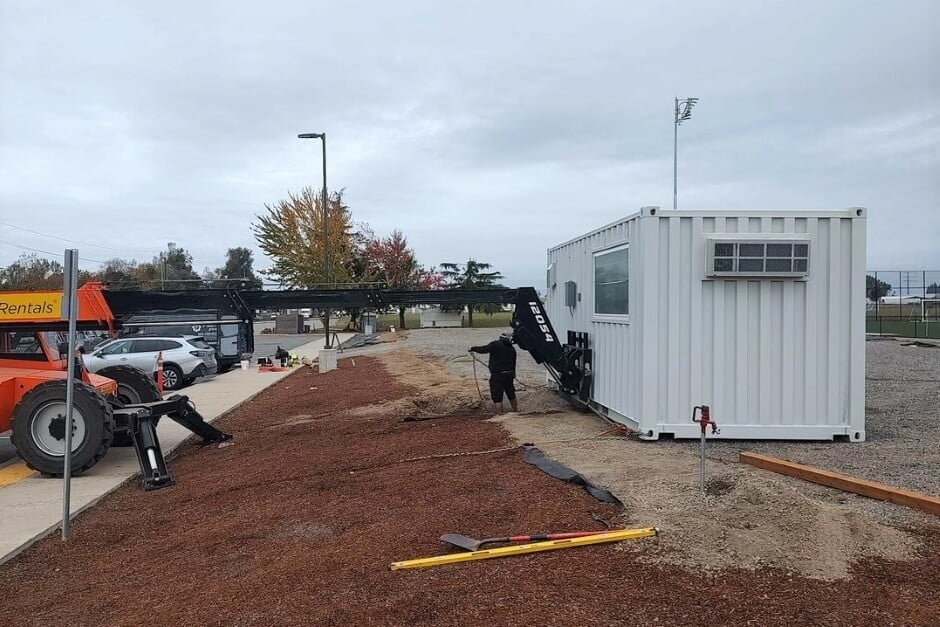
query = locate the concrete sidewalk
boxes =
[0,334,353,565]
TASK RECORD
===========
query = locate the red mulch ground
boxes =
[1,356,938,626]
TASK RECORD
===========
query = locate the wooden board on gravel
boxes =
[1,356,939,627]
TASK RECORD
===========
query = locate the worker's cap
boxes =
[500,331,512,340]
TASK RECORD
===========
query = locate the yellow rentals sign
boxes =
[0,292,62,321]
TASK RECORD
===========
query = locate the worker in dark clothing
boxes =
[469,331,518,413]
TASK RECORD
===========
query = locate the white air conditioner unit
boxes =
[705,234,811,278]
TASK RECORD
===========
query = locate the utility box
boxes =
[547,207,867,441]
[420,307,463,328]
[275,313,304,334]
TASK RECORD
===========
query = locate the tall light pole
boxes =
[298,132,331,347]
[673,97,699,210]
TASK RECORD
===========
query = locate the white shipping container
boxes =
[546,207,867,441]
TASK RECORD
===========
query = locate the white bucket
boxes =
[240,360,249,371]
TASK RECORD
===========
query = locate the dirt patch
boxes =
[347,350,488,420]
[495,410,924,580]
[2,355,939,626]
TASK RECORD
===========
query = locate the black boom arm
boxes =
[510,287,593,403]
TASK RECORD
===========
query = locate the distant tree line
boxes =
[0,245,263,291]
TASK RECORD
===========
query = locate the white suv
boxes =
[85,336,217,390]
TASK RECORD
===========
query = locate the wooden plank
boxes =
[739,452,940,516]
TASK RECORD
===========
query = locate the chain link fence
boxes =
[866,270,940,339]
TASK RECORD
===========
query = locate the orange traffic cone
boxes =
[156,351,164,393]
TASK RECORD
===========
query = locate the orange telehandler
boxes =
[0,284,231,490]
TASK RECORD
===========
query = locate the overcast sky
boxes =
[1,0,937,287]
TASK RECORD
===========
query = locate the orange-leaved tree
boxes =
[363,230,443,329]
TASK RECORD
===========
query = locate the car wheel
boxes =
[162,364,184,391]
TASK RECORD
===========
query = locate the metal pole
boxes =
[62,249,79,540]
[673,97,678,210]
[699,430,706,491]
[321,134,330,348]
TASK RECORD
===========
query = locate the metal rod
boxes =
[700,429,706,492]
[62,249,79,540]
[673,97,678,210]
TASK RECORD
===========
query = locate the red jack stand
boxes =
[692,405,719,492]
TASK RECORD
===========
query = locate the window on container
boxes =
[594,246,629,315]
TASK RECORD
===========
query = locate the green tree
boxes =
[440,259,505,327]
[927,282,940,296]
[866,274,892,301]
[208,247,263,289]
[0,254,62,290]
[156,243,201,289]
[95,258,141,288]
[0,253,98,290]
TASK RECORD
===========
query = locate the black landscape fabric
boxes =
[522,445,623,507]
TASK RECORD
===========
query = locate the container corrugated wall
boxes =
[546,208,867,441]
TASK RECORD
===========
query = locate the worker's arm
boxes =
[469,344,490,353]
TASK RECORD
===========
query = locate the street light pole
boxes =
[298,132,331,348]
[673,97,699,210]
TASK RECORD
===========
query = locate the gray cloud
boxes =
[1,0,937,287]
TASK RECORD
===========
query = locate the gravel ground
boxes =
[698,337,940,524]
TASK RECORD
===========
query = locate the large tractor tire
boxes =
[97,365,162,404]
[97,365,162,447]
[11,380,114,476]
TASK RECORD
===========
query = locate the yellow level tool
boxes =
[390,527,658,571]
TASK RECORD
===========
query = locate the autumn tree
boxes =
[253,187,359,334]
[440,259,505,327]
[252,187,357,288]
[364,230,444,329]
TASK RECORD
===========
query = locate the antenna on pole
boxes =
[673,97,700,210]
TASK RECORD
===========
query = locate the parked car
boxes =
[119,316,251,373]
[85,336,217,390]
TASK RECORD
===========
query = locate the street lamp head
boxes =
[298,133,325,139]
